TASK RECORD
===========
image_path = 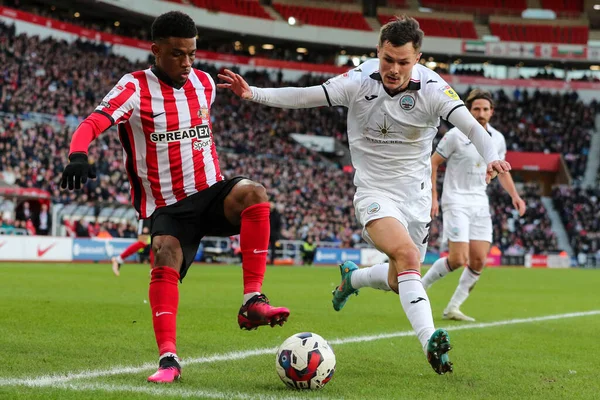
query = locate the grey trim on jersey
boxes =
[435,149,448,159]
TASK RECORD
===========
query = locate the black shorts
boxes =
[148,176,246,280]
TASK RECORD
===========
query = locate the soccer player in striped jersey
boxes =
[60,11,289,383]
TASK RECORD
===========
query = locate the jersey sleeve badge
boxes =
[441,85,460,101]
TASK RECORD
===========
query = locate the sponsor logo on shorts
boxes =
[367,202,381,215]
[150,124,210,143]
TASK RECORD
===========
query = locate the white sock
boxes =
[115,255,124,264]
[397,270,436,353]
[350,263,391,291]
[447,267,481,311]
[243,292,260,305]
[422,257,455,289]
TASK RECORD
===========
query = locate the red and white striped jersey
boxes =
[94,67,223,219]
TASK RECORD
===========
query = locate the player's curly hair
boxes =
[379,15,424,51]
[151,11,197,42]
[465,89,495,110]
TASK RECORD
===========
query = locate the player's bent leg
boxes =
[148,236,183,383]
[224,179,290,330]
[367,217,450,373]
[422,242,468,289]
[331,261,360,311]
[444,240,487,322]
[111,256,123,276]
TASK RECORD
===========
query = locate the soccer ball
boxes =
[275,332,336,390]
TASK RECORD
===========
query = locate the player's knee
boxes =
[388,246,421,270]
[448,253,468,269]
[469,257,486,271]
[152,236,182,272]
[243,183,268,206]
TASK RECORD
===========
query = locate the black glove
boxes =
[60,152,96,190]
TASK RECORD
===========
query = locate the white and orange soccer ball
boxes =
[275,332,336,390]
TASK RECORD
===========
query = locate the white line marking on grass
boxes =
[52,382,333,400]
[2,310,599,389]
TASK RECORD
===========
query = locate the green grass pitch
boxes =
[1,263,599,399]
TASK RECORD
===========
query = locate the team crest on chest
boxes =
[399,94,416,111]
[198,106,209,120]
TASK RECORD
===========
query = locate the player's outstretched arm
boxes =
[218,69,329,109]
[61,113,112,190]
[447,106,511,183]
[498,172,526,216]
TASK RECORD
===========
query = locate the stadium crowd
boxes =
[0,20,593,255]
[552,186,600,259]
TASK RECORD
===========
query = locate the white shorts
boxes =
[442,206,492,243]
[354,190,432,262]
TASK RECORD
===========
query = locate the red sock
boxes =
[240,202,270,294]
[120,240,146,259]
[149,267,179,356]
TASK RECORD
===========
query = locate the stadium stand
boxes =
[420,0,527,15]
[377,13,478,39]
[188,0,273,20]
[489,17,589,44]
[552,186,600,261]
[272,2,372,31]
[0,14,594,254]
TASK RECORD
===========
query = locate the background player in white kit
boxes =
[421,89,526,321]
[218,16,511,374]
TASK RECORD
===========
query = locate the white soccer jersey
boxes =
[436,124,507,209]
[322,59,464,200]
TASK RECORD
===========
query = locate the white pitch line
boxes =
[2,310,599,389]
[52,381,334,400]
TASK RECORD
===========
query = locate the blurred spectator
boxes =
[37,203,51,235]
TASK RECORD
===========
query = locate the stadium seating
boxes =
[540,0,584,17]
[272,3,371,31]
[378,14,478,39]
[1,20,593,253]
[489,21,589,44]
[189,0,273,20]
[420,0,527,15]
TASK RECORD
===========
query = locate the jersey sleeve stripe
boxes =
[93,109,115,125]
[435,149,448,159]
[321,84,332,107]
[445,104,465,121]
[106,81,137,116]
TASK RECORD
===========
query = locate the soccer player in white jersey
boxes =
[421,89,526,321]
[218,16,510,374]
[60,11,290,383]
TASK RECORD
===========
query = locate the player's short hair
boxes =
[379,15,424,51]
[151,11,197,42]
[465,89,495,110]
